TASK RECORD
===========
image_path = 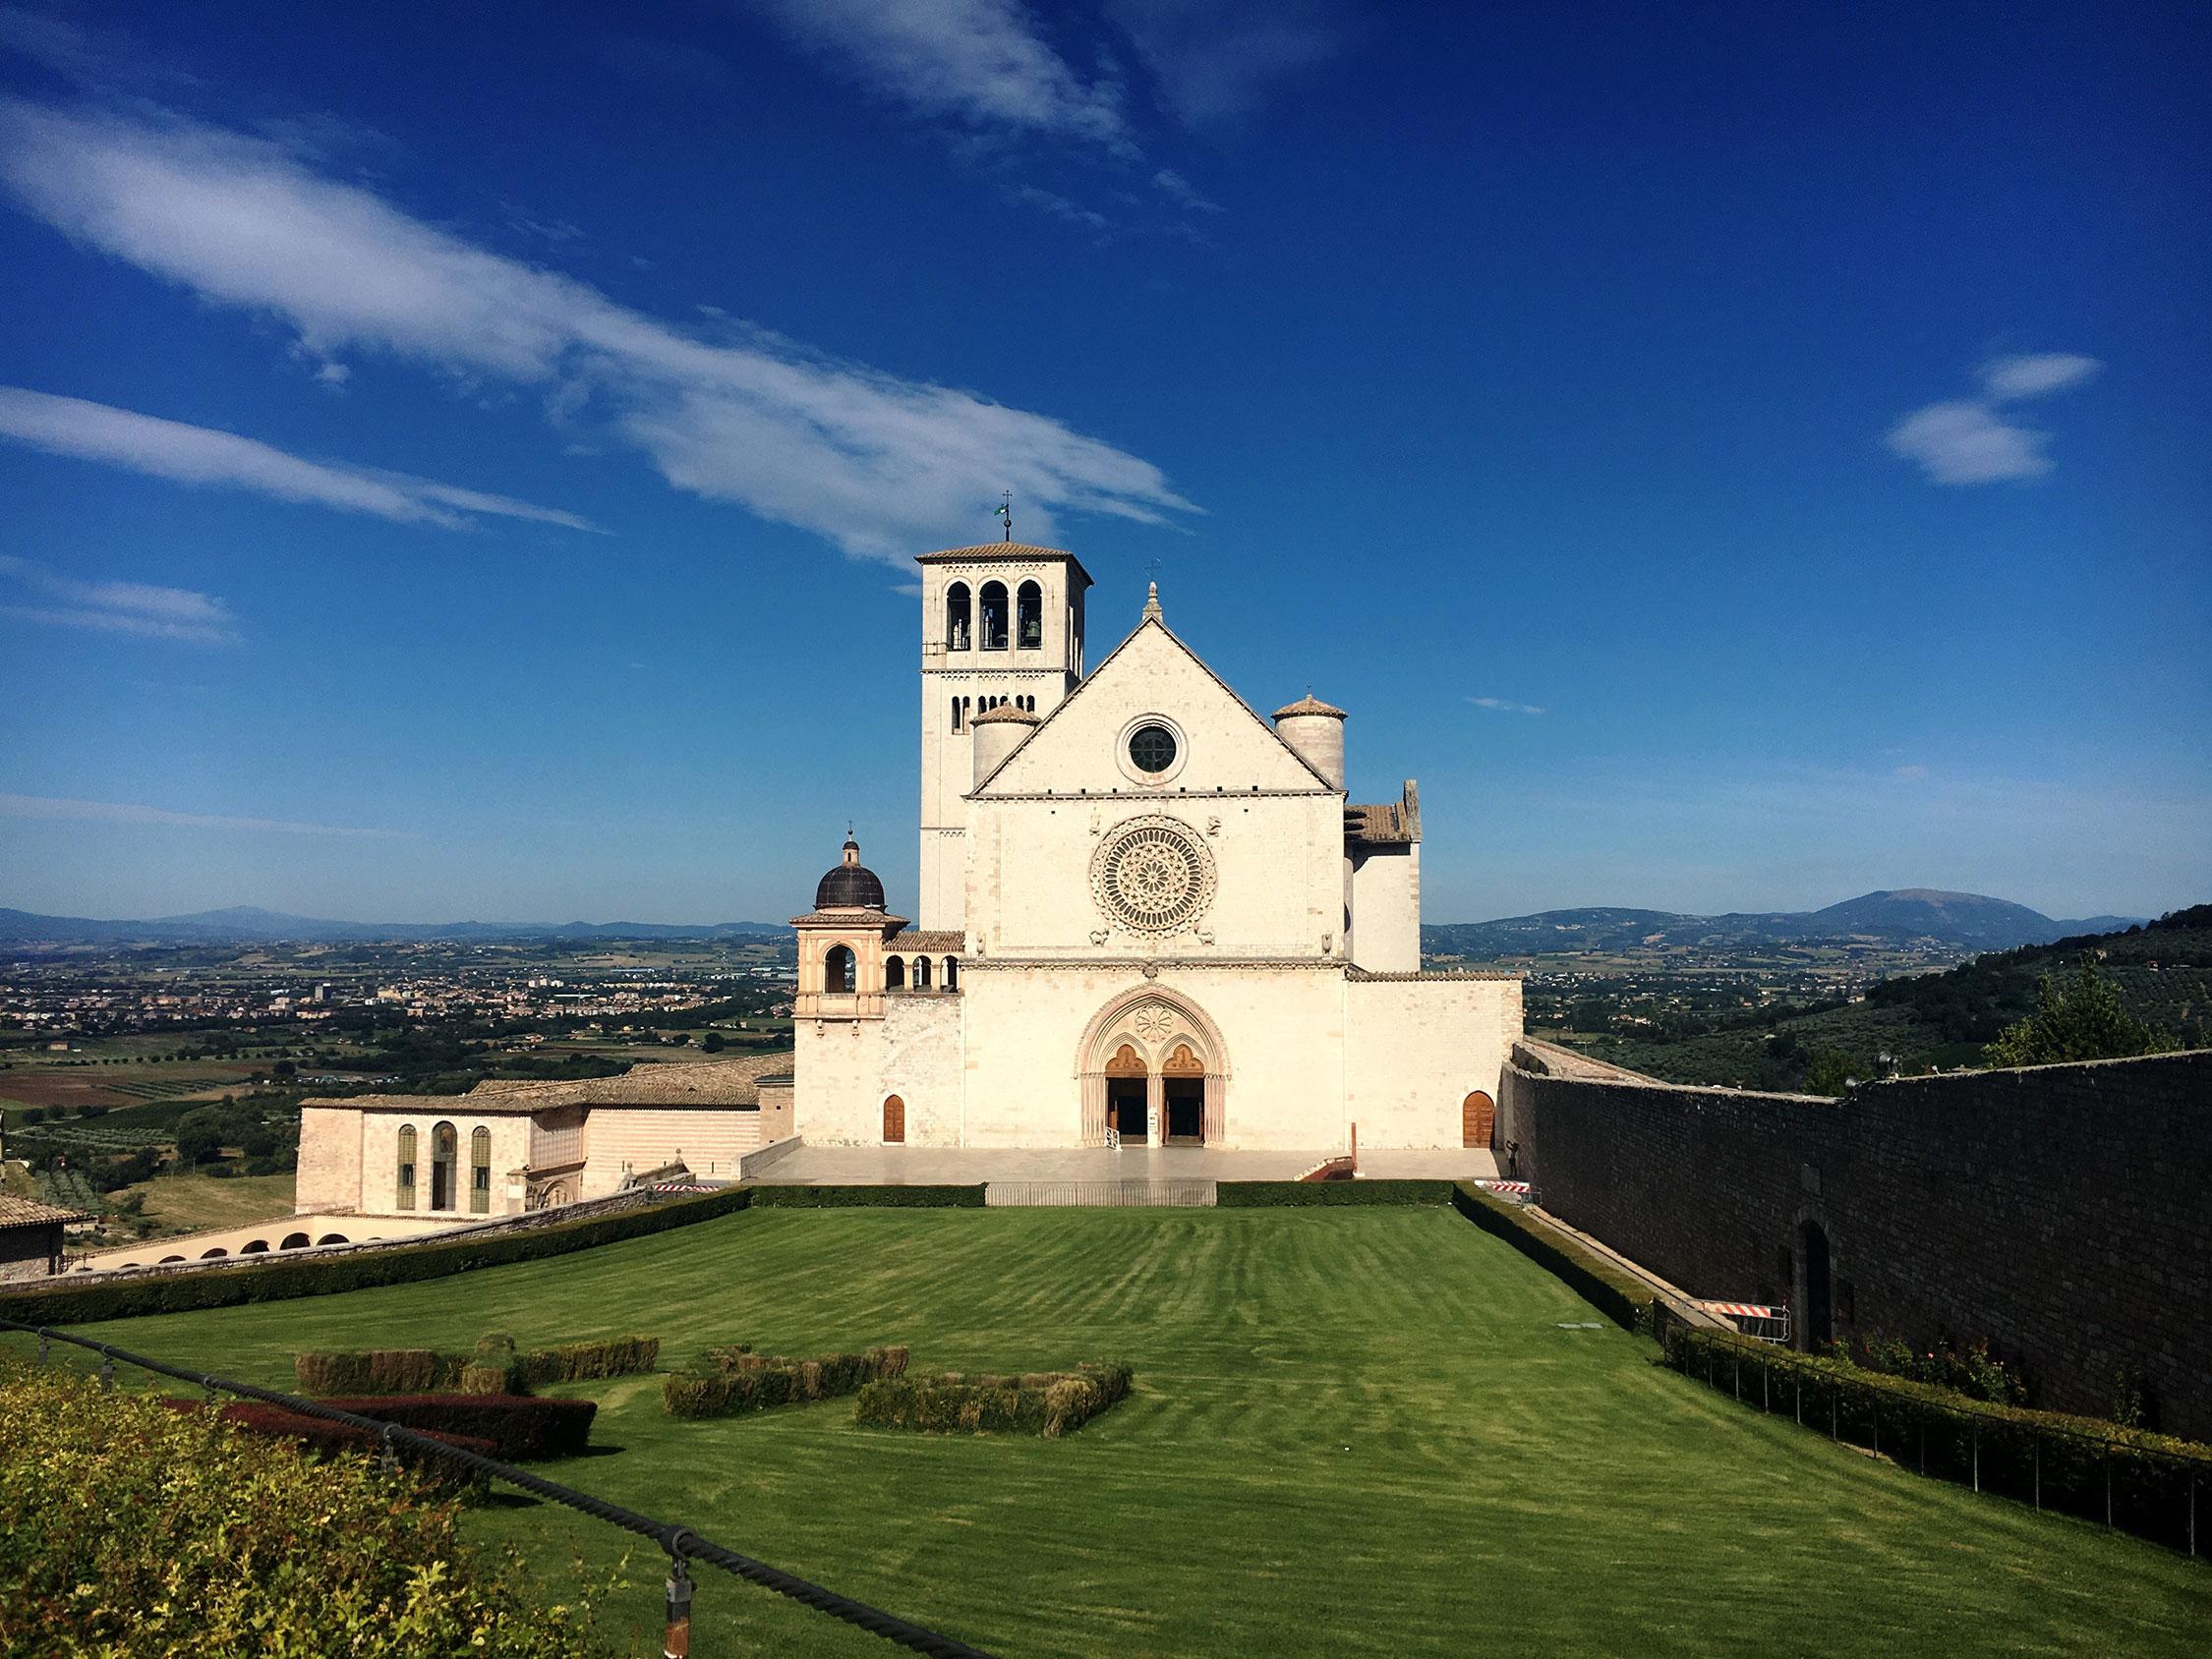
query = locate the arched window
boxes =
[886,955,905,990]
[396,1123,418,1210]
[914,955,932,990]
[1016,580,1042,648]
[431,1121,457,1212]
[824,944,855,994]
[943,956,959,991]
[945,583,971,651]
[471,1125,493,1213]
[979,581,1008,650]
[951,697,962,732]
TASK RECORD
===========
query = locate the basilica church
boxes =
[791,543,1522,1152]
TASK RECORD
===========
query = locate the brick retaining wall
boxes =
[1500,1044,2212,1439]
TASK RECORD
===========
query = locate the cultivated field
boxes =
[8,1209,2206,1656]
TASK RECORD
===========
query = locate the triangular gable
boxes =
[974,615,1337,795]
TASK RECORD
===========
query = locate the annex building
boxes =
[791,543,1522,1152]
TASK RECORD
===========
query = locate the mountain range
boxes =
[0,888,2146,953]
[1420,889,2145,959]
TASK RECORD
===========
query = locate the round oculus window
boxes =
[1090,815,1216,936]
[1127,723,1178,774]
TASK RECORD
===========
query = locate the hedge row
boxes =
[748,1184,984,1208]
[854,1362,1134,1438]
[156,1397,495,1491]
[1216,1178,1456,1207]
[294,1333,662,1398]
[326,1394,598,1461]
[1450,1181,1659,1334]
[1670,1328,2212,1553]
[662,1344,908,1418]
[3,1186,756,1326]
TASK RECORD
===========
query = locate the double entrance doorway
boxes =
[1081,989,1226,1148]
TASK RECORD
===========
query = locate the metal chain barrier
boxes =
[2,1318,995,1657]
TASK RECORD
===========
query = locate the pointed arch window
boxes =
[945,583,971,651]
[979,581,1008,650]
[1016,580,1042,649]
[396,1124,418,1210]
[824,944,856,995]
[431,1121,458,1212]
[470,1125,493,1213]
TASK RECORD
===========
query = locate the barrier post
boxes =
[664,1548,695,1659]
[99,1353,114,1392]
[1971,1423,1979,1494]
[2032,1434,2041,1511]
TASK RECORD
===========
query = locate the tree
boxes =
[1801,1048,1860,1097]
[700,1031,726,1054]
[1983,959,2173,1068]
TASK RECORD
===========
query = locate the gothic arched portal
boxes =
[1076,988,1230,1147]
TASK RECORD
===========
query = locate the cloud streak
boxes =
[1885,350,2102,486]
[0,98,1195,561]
[1469,696,1545,715]
[0,386,600,531]
[0,792,409,838]
[0,553,241,644]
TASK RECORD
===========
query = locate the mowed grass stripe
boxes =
[6,1209,2205,1656]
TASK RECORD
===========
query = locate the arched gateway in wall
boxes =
[1076,988,1229,1147]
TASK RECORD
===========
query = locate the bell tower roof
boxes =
[914,543,1094,589]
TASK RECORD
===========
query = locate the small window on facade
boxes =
[945,583,971,651]
[1129,723,1178,773]
[432,1121,457,1212]
[979,582,1008,650]
[1016,581,1042,648]
[824,944,856,994]
[471,1126,492,1214]
[396,1123,417,1211]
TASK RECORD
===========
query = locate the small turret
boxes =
[1272,693,1347,791]
[970,702,1040,787]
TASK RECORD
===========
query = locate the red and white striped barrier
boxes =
[1477,1179,1530,1196]
[1698,1301,1778,1319]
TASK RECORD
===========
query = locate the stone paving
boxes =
[750,1143,1496,1185]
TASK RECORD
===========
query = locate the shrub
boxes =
[460,1333,523,1396]
[854,1362,1133,1438]
[157,1398,494,1492]
[325,1394,597,1461]
[0,1366,607,1656]
[663,1344,908,1419]
[295,1347,463,1396]
[1216,1179,1454,1207]
[516,1333,661,1386]
[1450,1181,1659,1335]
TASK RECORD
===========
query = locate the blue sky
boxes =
[0,1,2205,925]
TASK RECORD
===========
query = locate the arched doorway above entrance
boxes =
[1076,989,1229,1149]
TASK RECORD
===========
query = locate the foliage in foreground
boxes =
[1982,958,2178,1067]
[0,1364,616,1657]
[662,1342,908,1418]
[854,1362,1134,1437]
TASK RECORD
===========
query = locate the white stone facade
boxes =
[794,550,1524,1153]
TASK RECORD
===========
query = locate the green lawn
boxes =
[6,1209,2205,1656]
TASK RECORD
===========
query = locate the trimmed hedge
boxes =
[1216,1178,1455,1207]
[1669,1328,2212,1553]
[158,1397,495,1489]
[295,1333,663,1399]
[747,1184,984,1208]
[460,1334,522,1397]
[1450,1181,1658,1335]
[325,1394,597,1461]
[295,1347,463,1397]
[854,1362,1134,1437]
[663,1344,908,1418]
[3,1185,756,1326]
[517,1333,660,1386]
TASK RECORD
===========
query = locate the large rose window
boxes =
[1091,816,1216,937]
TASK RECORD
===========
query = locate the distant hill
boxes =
[0,906,788,945]
[1424,889,2144,958]
[1564,906,2211,1090]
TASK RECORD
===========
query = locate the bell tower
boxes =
[915,541,1090,933]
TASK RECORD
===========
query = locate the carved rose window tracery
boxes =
[1091,815,1216,937]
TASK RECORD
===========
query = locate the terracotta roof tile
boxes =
[0,1193,91,1228]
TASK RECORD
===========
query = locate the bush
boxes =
[460,1333,523,1396]
[296,1347,464,1396]
[516,1334,661,1387]
[1216,1179,1454,1207]
[1667,1328,2212,1552]
[854,1362,1134,1438]
[157,1398,494,1492]
[326,1394,597,1461]
[1450,1182,1658,1335]
[0,1366,607,1656]
[748,1184,984,1208]
[663,1344,908,1419]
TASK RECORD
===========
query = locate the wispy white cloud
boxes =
[0,553,240,644]
[743,0,1131,152]
[0,4,196,91]
[1105,0,1342,125]
[1979,352,2100,402]
[0,386,601,531]
[1151,168,1221,212]
[0,792,408,838]
[1885,351,2102,486]
[1469,696,1545,715]
[0,99,1195,562]
[1009,183,1110,230]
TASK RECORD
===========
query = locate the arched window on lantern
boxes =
[1017,580,1042,649]
[979,581,1008,650]
[886,955,905,991]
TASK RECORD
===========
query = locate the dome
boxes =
[814,835,886,911]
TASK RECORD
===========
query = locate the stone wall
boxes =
[1501,1043,2212,1438]
[1,1223,62,1282]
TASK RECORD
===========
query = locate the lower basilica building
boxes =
[791,542,1522,1153]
